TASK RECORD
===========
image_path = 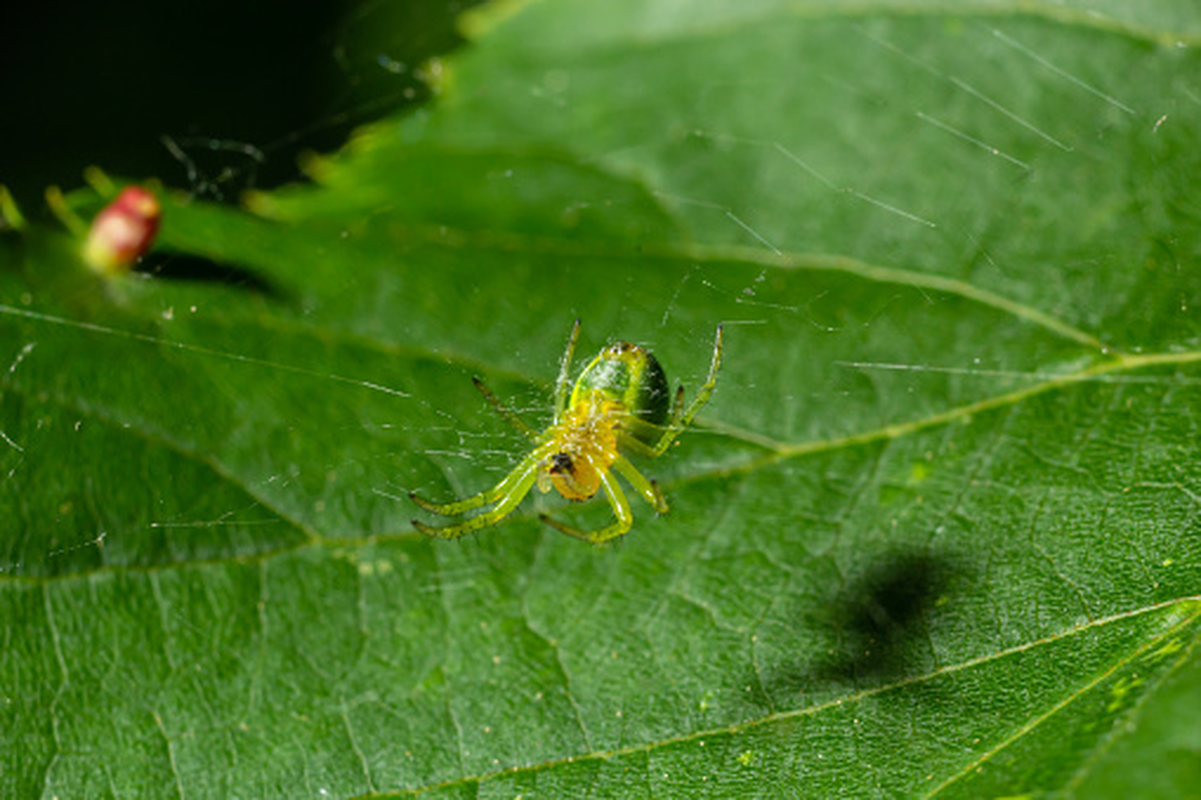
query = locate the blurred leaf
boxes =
[3,1,1201,797]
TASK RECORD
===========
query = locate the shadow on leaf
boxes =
[140,252,285,298]
[766,549,970,699]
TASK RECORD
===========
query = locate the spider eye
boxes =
[550,452,575,475]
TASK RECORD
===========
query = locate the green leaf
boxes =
[4,1,1201,796]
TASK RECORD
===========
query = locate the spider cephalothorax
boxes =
[410,320,723,543]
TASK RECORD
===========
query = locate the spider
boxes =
[410,320,723,543]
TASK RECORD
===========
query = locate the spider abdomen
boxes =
[570,341,670,445]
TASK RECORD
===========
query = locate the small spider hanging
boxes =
[411,320,723,543]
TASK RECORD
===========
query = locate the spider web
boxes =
[0,0,476,204]
[2,2,1201,797]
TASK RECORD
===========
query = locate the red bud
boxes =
[82,186,161,275]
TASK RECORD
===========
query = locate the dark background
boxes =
[0,0,476,208]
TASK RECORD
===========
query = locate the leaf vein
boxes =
[924,603,1201,796]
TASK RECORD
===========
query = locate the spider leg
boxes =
[612,455,668,513]
[472,376,540,442]
[410,443,551,516]
[553,319,582,420]
[539,467,634,544]
[411,451,545,538]
[613,428,659,459]
[648,324,723,457]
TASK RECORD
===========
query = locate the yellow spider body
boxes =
[410,320,723,543]
[536,395,622,502]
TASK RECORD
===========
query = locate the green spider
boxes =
[410,320,724,543]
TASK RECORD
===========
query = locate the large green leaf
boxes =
[3,1,1201,796]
